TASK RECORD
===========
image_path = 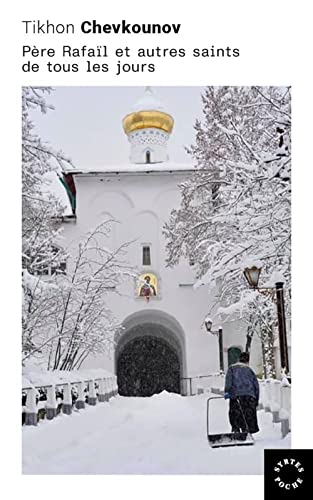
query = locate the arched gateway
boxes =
[115,310,187,396]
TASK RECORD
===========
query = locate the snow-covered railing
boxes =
[207,373,225,395]
[259,378,291,437]
[22,368,118,426]
[181,373,225,396]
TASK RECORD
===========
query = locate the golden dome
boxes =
[123,87,174,135]
[123,110,174,134]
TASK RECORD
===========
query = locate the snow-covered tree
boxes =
[46,221,134,370]
[22,269,58,358]
[164,86,291,375]
[22,89,134,369]
[22,87,72,358]
[22,87,70,274]
[22,220,135,369]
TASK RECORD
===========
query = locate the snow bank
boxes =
[22,391,291,475]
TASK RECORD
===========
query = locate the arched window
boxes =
[146,150,151,164]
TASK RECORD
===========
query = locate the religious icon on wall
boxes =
[138,273,158,301]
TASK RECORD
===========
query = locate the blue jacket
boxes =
[224,362,259,402]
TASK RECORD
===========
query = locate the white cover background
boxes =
[1,1,312,500]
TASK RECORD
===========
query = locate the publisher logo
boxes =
[264,450,312,498]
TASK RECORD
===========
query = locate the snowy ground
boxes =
[22,391,290,475]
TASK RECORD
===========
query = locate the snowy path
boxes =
[22,392,290,475]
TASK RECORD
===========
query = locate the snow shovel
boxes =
[206,396,254,448]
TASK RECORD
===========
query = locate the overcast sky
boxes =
[31,86,205,167]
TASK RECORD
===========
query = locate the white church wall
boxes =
[61,170,221,378]
[57,86,265,390]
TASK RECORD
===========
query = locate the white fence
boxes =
[22,368,118,426]
[258,378,291,437]
[180,373,225,396]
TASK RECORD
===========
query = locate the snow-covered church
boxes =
[60,88,262,396]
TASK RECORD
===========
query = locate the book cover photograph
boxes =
[21,85,291,475]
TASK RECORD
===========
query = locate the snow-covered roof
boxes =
[66,162,195,175]
[130,87,166,113]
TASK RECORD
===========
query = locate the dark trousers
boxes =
[229,396,259,434]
